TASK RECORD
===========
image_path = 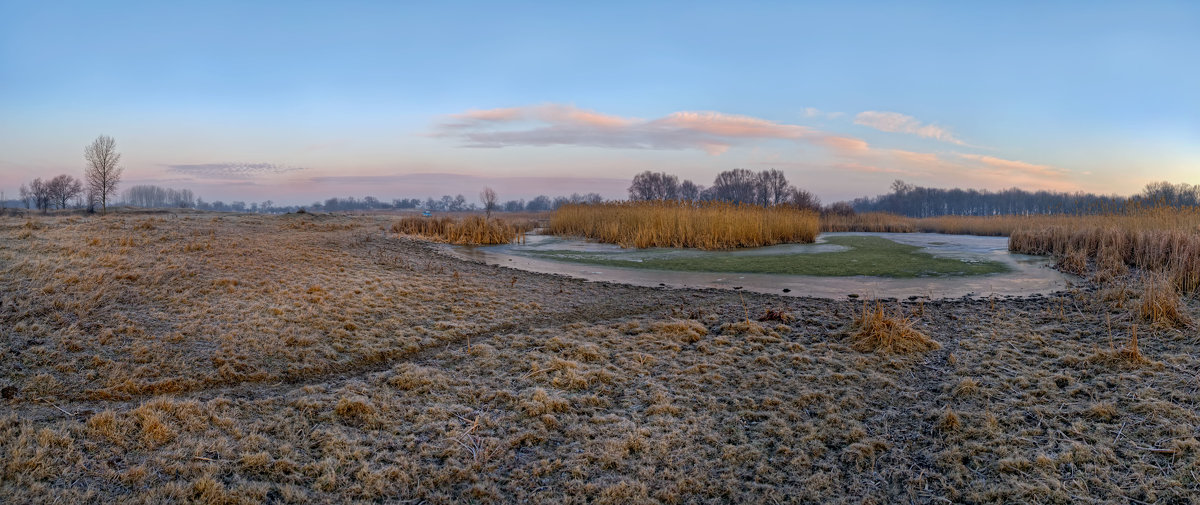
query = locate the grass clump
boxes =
[650,319,708,343]
[334,395,376,425]
[1090,325,1151,367]
[1138,274,1192,328]
[850,302,939,353]
[550,201,818,250]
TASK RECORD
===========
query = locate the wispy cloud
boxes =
[435,104,835,155]
[166,162,307,178]
[956,153,1065,178]
[802,107,844,119]
[817,136,871,155]
[816,141,1072,190]
[854,111,964,145]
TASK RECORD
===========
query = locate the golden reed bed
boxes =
[391,216,533,245]
[822,207,1200,293]
[549,201,819,250]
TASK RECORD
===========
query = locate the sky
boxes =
[1,1,1197,205]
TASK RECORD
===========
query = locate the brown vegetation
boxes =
[821,207,1200,293]
[820,212,918,233]
[1138,273,1193,328]
[391,215,530,245]
[550,201,819,249]
[1008,209,1200,293]
[850,302,940,353]
[2,213,1198,503]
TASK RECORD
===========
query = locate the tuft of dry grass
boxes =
[849,302,939,353]
[937,407,962,432]
[1090,325,1151,366]
[1138,274,1193,328]
[649,319,709,343]
[550,201,818,249]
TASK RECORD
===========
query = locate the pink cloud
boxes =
[434,104,839,155]
[453,107,525,122]
[650,111,811,139]
[890,149,940,165]
[819,142,1074,191]
[957,153,1065,177]
[817,136,871,154]
[854,111,964,145]
[449,104,633,128]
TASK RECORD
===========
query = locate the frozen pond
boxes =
[450,232,1076,299]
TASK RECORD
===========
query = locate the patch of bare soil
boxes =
[1,214,1198,503]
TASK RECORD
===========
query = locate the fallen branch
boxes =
[1132,445,1177,455]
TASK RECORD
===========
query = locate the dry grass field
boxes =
[3,212,1199,503]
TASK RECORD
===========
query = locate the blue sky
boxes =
[1,1,1197,204]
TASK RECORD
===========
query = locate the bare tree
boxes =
[47,174,83,209]
[788,187,822,212]
[84,135,123,214]
[679,180,702,202]
[823,201,856,217]
[18,184,31,209]
[628,171,680,201]
[710,169,758,204]
[28,178,52,213]
[480,187,498,219]
[757,169,791,206]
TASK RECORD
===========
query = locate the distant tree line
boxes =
[1135,181,1200,208]
[191,192,608,214]
[18,175,86,212]
[123,185,197,208]
[627,169,824,212]
[849,180,1200,217]
[495,193,605,213]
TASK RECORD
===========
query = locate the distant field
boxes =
[2,212,1198,504]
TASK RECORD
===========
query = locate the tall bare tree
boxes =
[480,187,498,219]
[84,135,123,214]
